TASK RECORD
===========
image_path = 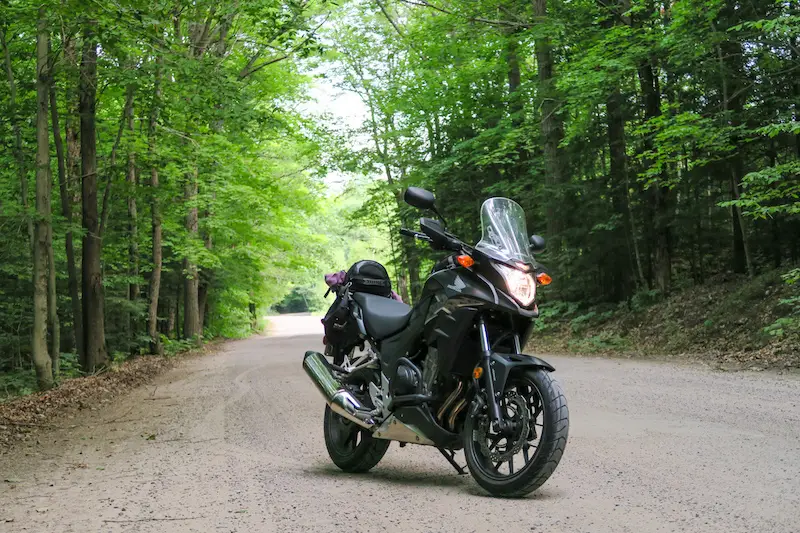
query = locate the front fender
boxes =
[489,352,556,395]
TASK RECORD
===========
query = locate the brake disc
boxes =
[477,391,531,463]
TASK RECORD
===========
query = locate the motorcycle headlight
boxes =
[495,263,536,307]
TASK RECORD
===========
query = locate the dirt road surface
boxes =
[2,316,799,532]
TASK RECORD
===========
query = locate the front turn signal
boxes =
[536,272,552,286]
[456,255,475,268]
[473,366,484,379]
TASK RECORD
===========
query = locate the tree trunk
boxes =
[397,270,411,305]
[716,37,755,277]
[47,225,59,377]
[33,9,54,389]
[167,298,176,340]
[126,87,139,352]
[183,170,201,341]
[198,283,209,329]
[794,34,800,159]
[606,88,640,299]
[637,61,672,294]
[79,21,108,371]
[533,0,566,251]
[198,224,213,329]
[50,59,83,362]
[1,27,34,249]
[730,169,754,275]
[62,34,81,205]
[506,32,522,126]
[175,279,182,339]
[148,57,163,355]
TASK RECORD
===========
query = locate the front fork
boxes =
[477,316,517,433]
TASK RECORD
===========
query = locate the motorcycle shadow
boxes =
[460,484,564,500]
[309,463,468,489]
[309,463,563,499]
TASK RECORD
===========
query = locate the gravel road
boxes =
[1,316,799,532]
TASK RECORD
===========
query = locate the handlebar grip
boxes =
[400,228,433,242]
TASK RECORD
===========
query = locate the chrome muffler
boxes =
[302,351,375,430]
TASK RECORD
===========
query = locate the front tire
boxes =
[323,405,389,473]
[463,369,569,497]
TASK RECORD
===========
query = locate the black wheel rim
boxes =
[471,374,545,479]
[328,411,364,454]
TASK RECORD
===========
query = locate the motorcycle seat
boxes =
[352,292,412,340]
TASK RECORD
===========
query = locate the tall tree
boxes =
[33,8,53,388]
[147,56,163,355]
[126,83,139,350]
[49,50,83,361]
[533,0,566,252]
[183,166,201,341]
[79,19,107,371]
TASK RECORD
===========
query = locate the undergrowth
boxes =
[529,267,800,369]
[0,352,86,401]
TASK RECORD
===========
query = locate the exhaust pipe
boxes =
[302,351,375,429]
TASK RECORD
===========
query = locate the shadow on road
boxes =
[460,483,565,500]
[308,462,565,500]
[308,463,467,489]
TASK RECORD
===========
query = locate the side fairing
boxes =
[423,266,527,316]
[424,268,496,308]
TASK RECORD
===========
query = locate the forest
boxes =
[1,0,798,396]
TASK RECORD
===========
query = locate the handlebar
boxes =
[400,227,466,252]
[399,228,432,242]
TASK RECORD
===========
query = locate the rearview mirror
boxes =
[404,187,436,210]
[530,235,546,254]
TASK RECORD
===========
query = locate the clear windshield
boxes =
[475,198,534,265]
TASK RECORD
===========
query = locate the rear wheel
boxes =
[323,406,389,473]
[463,369,569,497]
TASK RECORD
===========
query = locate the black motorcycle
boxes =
[303,187,568,497]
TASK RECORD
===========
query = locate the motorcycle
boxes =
[303,187,569,497]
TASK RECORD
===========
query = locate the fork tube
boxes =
[478,316,503,426]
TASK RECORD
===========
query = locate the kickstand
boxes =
[438,448,468,475]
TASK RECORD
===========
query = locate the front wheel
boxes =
[463,369,569,497]
[323,405,389,473]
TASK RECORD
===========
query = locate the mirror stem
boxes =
[432,207,448,228]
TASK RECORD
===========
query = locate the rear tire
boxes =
[463,369,569,497]
[323,405,389,473]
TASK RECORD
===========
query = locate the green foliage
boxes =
[0,0,347,391]
[0,370,37,401]
[631,290,663,312]
[319,0,799,318]
[531,301,580,333]
[568,332,630,354]
[763,269,800,338]
[59,352,82,378]
[274,286,318,314]
[207,288,260,339]
[161,338,198,358]
[570,312,599,334]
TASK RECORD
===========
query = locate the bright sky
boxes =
[300,66,370,193]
